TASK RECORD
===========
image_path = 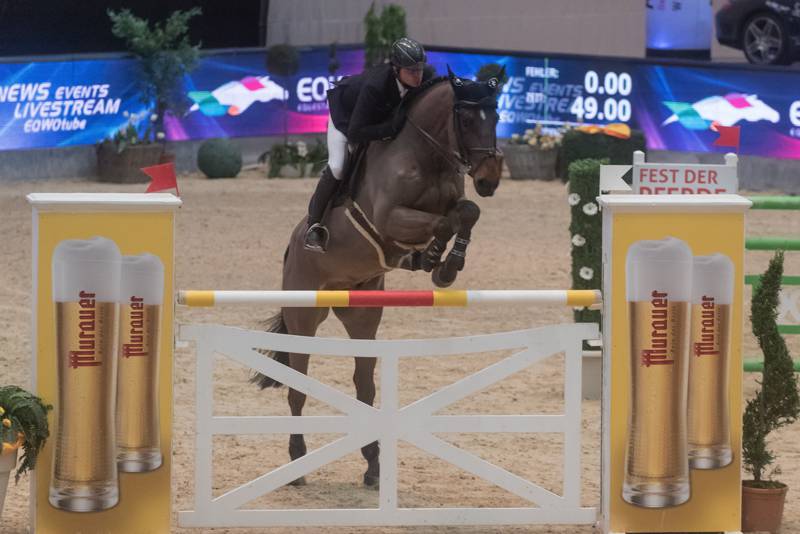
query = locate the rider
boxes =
[303,37,432,253]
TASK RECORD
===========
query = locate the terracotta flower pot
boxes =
[0,442,19,519]
[159,151,176,165]
[96,142,165,183]
[503,144,558,181]
[742,482,788,533]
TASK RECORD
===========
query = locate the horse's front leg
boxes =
[375,205,459,276]
[432,200,480,287]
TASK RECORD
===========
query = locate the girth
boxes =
[343,199,427,270]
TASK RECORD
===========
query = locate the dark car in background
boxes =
[716,0,800,65]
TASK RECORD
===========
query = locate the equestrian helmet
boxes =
[390,37,426,68]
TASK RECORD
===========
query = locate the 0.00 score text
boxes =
[570,70,633,123]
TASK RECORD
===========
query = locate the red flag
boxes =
[711,122,741,151]
[142,162,179,196]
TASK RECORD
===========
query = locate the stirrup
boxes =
[304,223,330,253]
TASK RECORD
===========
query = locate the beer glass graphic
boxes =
[50,237,121,512]
[117,254,164,472]
[624,237,692,508]
[688,254,734,469]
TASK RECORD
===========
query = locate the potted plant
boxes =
[100,7,202,180]
[0,385,51,518]
[363,3,406,68]
[259,139,328,178]
[503,124,568,180]
[96,111,165,183]
[742,250,800,532]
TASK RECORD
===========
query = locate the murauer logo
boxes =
[694,295,719,357]
[122,295,148,358]
[70,290,101,368]
[641,290,674,366]
[662,93,780,130]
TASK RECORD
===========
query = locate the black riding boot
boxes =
[304,166,339,253]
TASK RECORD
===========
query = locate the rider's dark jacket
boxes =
[328,63,435,144]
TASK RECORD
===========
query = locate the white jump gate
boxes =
[178,322,599,528]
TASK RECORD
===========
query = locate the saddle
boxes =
[331,142,368,208]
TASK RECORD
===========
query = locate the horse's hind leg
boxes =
[332,276,384,488]
[283,306,329,486]
[433,200,480,287]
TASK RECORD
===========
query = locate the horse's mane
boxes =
[403,76,450,108]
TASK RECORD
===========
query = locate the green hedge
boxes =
[568,158,606,327]
[558,129,646,181]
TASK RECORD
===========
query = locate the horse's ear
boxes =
[447,65,463,87]
[498,65,506,82]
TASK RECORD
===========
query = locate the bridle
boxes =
[406,91,501,176]
[453,96,502,174]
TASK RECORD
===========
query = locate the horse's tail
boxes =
[249,311,290,389]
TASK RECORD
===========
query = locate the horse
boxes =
[252,67,504,487]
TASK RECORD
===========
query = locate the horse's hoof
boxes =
[363,474,380,488]
[432,267,456,288]
[289,476,307,486]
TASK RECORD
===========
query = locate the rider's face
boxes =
[398,66,424,88]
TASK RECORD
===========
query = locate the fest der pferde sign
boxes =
[28,193,180,534]
[600,150,739,195]
[1,47,800,159]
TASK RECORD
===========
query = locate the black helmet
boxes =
[390,37,426,68]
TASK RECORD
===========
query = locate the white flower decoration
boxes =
[156,132,165,140]
[122,110,129,117]
[579,266,594,280]
[568,193,581,206]
[582,202,598,216]
[511,133,520,141]
[150,113,158,122]
[572,234,586,247]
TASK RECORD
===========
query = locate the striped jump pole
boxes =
[177,289,602,308]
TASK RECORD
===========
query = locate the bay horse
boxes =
[253,67,504,487]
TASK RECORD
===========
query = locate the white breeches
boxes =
[327,115,349,180]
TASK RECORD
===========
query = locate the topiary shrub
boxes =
[558,128,646,181]
[197,138,242,179]
[743,251,800,487]
[568,158,606,329]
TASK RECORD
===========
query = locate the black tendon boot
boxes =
[304,166,339,252]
